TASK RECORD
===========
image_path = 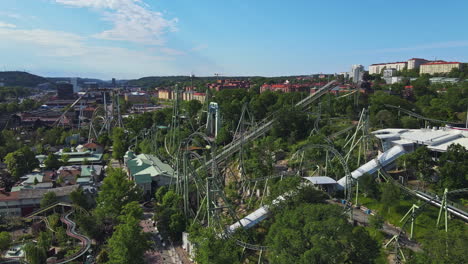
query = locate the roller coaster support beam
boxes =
[400,204,419,240]
[436,188,448,232]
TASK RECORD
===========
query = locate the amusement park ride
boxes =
[43,80,467,263]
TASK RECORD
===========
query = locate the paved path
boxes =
[141,213,183,264]
[329,200,422,252]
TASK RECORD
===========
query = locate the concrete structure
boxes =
[351,64,364,83]
[420,61,462,75]
[70,78,80,93]
[56,82,74,100]
[383,68,397,78]
[369,61,407,75]
[80,142,104,154]
[207,79,250,91]
[125,151,176,195]
[16,109,74,127]
[260,82,311,93]
[384,76,405,84]
[0,185,79,216]
[157,89,172,100]
[407,58,429,70]
[193,92,206,103]
[124,92,151,104]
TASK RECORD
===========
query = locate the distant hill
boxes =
[127,75,257,89]
[47,77,108,86]
[0,71,48,87]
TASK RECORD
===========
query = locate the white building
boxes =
[350,64,364,83]
[70,77,80,93]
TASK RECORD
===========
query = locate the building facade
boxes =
[419,62,462,75]
[351,64,364,83]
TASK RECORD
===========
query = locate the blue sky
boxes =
[0,0,468,79]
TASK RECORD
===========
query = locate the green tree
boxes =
[95,168,142,222]
[23,242,47,264]
[40,192,58,208]
[185,99,202,118]
[190,225,242,264]
[155,190,186,240]
[4,147,38,180]
[401,116,420,129]
[399,146,434,185]
[119,201,143,221]
[266,203,379,264]
[70,188,91,210]
[358,173,380,199]
[0,231,11,252]
[380,182,400,214]
[419,228,467,264]
[106,213,150,264]
[112,127,128,162]
[44,154,62,170]
[438,144,468,190]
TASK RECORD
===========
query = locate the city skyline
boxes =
[1,0,468,79]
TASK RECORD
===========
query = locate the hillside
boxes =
[127,75,260,89]
[0,71,48,87]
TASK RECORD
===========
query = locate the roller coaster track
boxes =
[205,81,336,167]
[21,203,91,264]
[384,104,463,125]
[378,167,468,222]
[54,210,91,264]
[393,188,468,263]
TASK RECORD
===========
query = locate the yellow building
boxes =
[419,62,462,75]
[157,89,172,100]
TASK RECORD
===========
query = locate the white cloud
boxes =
[55,0,177,45]
[0,21,17,28]
[0,26,184,78]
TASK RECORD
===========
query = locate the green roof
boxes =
[134,174,152,184]
[23,173,44,184]
[127,154,175,179]
[11,186,24,192]
[77,177,92,183]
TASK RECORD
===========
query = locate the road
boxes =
[329,200,422,252]
[141,213,183,264]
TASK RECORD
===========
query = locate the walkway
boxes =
[141,213,186,264]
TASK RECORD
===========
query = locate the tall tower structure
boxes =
[350,64,364,84]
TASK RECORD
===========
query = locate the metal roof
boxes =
[303,176,337,185]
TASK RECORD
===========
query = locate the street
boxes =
[141,213,182,264]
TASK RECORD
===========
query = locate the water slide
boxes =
[24,204,91,264]
[55,210,91,264]
[227,145,407,233]
[336,145,407,189]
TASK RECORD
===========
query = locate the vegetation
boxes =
[40,191,58,208]
[95,168,142,223]
[106,203,150,264]
[4,146,38,180]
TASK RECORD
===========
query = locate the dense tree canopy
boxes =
[266,203,379,264]
[95,168,142,222]
[4,146,38,180]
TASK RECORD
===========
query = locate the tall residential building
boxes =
[70,78,80,93]
[419,61,462,75]
[407,58,429,70]
[351,64,364,83]
[369,61,406,75]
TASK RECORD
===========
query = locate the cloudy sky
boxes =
[1,0,468,79]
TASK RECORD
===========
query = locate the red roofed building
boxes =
[260,82,311,93]
[208,80,250,91]
[420,61,463,75]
